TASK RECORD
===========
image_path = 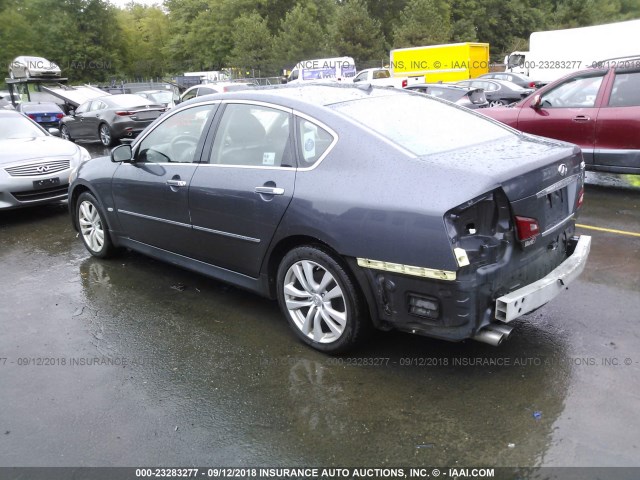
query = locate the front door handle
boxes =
[573,115,590,122]
[254,186,285,195]
[166,179,187,187]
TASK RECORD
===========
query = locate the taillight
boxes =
[28,114,36,119]
[116,111,133,116]
[402,79,408,88]
[577,187,584,209]
[515,216,540,244]
[529,81,536,88]
[444,189,511,268]
[56,113,63,119]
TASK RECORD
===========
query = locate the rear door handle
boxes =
[254,186,285,195]
[166,179,187,187]
[573,115,590,122]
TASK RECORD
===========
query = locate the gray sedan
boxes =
[69,85,590,353]
[0,110,90,209]
[60,94,165,147]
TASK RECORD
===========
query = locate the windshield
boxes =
[0,115,46,139]
[330,94,512,155]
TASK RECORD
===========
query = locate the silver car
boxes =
[0,110,90,209]
[9,56,62,79]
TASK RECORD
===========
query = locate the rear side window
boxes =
[608,71,640,107]
[296,117,335,168]
[210,103,292,167]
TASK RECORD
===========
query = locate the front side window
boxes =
[210,103,292,167]
[353,72,367,83]
[540,74,605,108]
[75,102,89,114]
[608,71,640,107]
[136,105,215,163]
[181,89,198,102]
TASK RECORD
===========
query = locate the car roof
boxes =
[183,83,409,110]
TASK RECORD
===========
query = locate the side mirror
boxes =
[531,95,542,109]
[48,128,61,137]
[111,144,133,163]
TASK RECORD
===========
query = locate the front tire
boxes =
[98,123,115,147]
[60,124,73,142]
[277,246,370,354]
[489,99,507,107]
[76,192,114,258]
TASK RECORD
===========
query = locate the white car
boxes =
[179,82,255,103]
[0,110,90,209]
[9,56,62,79]
[0,91,21,109]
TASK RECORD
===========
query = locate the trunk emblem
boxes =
[558,164,568,176]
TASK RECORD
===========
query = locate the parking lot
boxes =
[1,142,639,472]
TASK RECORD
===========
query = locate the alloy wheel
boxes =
[78,200,105,253]
[283,260,347,344]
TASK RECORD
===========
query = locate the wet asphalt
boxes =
[1,143,639,471]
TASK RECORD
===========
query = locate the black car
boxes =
[405,84,488,109]
[17,102,64,129]
[69,85,590,353]
[60,94,165,147]
[478,72,542,89]
[456,79,535,107]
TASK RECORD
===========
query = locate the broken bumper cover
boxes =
[495,235,591,322]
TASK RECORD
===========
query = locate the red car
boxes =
[480,59,640,174]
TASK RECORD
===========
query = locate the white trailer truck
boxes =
[505,19,640,84]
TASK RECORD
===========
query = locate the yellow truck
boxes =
[390,42,490,83]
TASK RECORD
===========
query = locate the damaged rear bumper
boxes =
[495,235,591,322]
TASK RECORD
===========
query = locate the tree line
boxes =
[1,0,639,83]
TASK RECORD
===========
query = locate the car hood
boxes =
[416,132,581,205]
[0,137,79,165]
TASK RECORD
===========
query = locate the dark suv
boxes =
[481,57,640,174]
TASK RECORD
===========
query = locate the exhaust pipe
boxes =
[487,323,514,340]
[473,323,515,346]
[473,328,505,346]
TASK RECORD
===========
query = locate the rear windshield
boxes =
[113,95,155,107]
[330,94,511,155]
[425,87,464,102]
[21,103,62,113]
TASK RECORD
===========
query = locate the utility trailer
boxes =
[4,77,107,113]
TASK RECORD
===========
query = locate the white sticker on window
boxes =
[263,152,276,166]
[303,130,316,160]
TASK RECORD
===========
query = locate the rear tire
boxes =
[98,123,115,147]
[76,192,115,258]
[277,246,370,354]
